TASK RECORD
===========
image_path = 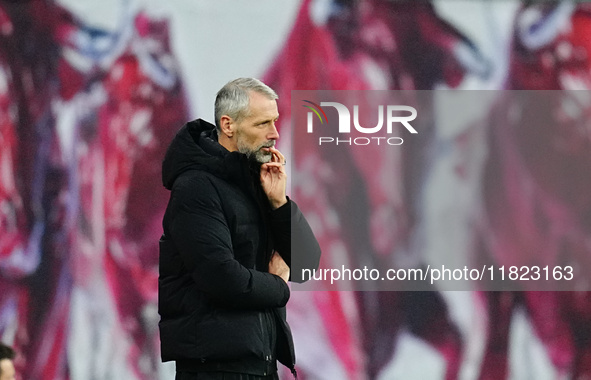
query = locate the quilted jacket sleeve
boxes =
[269,198,321,283]
[167,173,290,309]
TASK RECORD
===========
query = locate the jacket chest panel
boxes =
[216,179,266,267]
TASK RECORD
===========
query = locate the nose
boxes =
[268,121,279,140]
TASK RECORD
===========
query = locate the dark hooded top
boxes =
[158,119,320,376]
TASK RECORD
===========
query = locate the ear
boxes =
[219,115,235,138]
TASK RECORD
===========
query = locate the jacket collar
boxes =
[162,119,261,194]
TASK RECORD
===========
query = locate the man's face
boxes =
[0,359,15,380]
[234,91,279,163]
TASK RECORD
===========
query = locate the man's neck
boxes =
[218,133,237,152]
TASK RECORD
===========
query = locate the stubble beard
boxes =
[236,137,275,164]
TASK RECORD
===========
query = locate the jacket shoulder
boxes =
[173,168,215,187]
[169,169,225,204]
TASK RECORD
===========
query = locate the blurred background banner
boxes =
[1,0,591,379]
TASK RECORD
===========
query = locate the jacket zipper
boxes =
[259,312,272,375]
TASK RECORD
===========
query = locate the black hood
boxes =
[162,119,255,190]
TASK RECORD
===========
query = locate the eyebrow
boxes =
[255,115,279,125]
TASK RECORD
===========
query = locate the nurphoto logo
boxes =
[303,99,418,146]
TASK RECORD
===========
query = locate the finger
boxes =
[272,148,284,162]
[260,164,274,175]
[264,162,285,170]
[269,147,285,163]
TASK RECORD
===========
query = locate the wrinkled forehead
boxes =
[245,91,279,121]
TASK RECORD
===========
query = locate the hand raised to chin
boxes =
[260,146,287,210]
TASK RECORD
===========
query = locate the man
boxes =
[0,343,15,380]
[159,78,321,379]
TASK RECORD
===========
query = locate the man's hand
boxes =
[269,252,290,283]
[260,147,287,209]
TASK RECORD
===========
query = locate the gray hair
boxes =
[214,78,278,131]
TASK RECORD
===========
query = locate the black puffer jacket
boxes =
[159,119,320,376]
